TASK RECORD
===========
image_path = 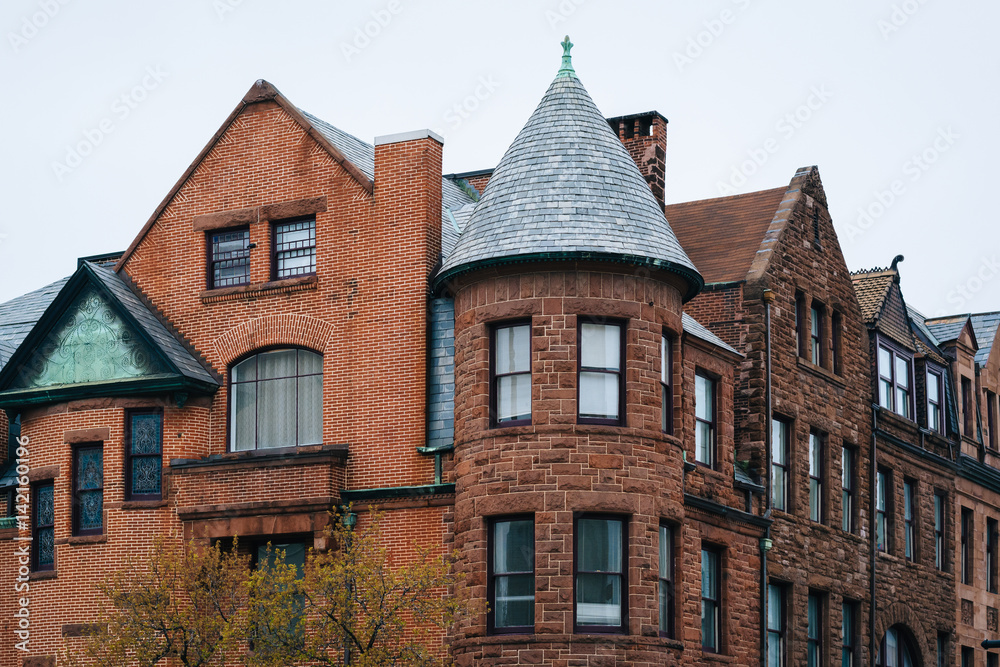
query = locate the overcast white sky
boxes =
[1,0,997,318]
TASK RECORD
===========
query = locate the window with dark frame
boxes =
[488,516,534,634]
[659,524,674,638]
[73,444,104,536]
[32,481,54,571]
[903,479,916,562]
[810,303,823,367]
[578,322,624,425]
[832,311,842,375]
[988,517,998,594]
[842,445,855,533]
[962,376,974,437]
[695,372,717,468]
[492,322,532,426]
[208,228,250,289]
[878,627,919,666]
[878,343,912,420]
[796,291,807,358]
[807,591,823,667]
[125,410,163,501]
[271,217,316,280]
[771,418,790,512]
[701,545,722,652]
[962,506,974,585]
[989,651,998,667]
[938,633,948,667]
[926,369,944,433]
[575,515,626,633]
[809,430,824,523]
[988,390,998,450]
[876,469,890,553]
[842,601,857,667]
[767,582,786,667]
[661,334,673,435]
[935,491,946,571]
[962,646,974,667]
[230,348,323,451]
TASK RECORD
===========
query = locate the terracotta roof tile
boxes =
[850,272,894,325]
[663,187,788,284]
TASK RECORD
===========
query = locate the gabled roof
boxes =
[850,271,894,325]
[971,312,1000,366]
[850,265,917,350]
[115,80,475,274]
[0,262,218,408]
[906,306,950,366]
[0,277,68,371]
[682,313,742,357]
[665,187,788,285]
[924,314,979,351]
[435,41,702,301]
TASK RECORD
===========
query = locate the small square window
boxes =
[208,228,251,288]
[272,217,316,279]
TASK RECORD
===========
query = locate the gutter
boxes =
[761,289,774,667]
[870,403,879,665]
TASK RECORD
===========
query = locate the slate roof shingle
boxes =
[0,277,68,371]
[924,316,973,347]
[436,66,701,299]
[971,312,1000,366]
[682,313,742,357]
[664,187,788,285]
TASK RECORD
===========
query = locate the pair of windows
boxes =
[488,517,686,641]
[878,344,912,419]
[31,411,164,571]
[208,217,317,289]
[768,586,853,666]
[487,515,628,634]
[492,323,718,466]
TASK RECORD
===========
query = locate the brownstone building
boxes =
[0,38,993,666]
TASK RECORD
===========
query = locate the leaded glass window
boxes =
[209,228,251,288]
[74,445,103,536]
[230,349,323,451]
[33,482,54,571]
[127,411,162,500]
[273,218,316,279]
[489,517,534,633]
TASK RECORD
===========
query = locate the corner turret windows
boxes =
[575,515,626,632]
[578,322,624,425]
[230,348,323,451]
[492,323,531,426]
[488,517,535,634]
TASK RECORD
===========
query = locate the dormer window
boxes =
[926,368,944,434]
[272,217,316,280]
[878,343,912,420]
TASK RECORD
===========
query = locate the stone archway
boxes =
[876,601,931,667]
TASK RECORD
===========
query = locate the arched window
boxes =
[230,348,322,451]
[876,625,918,667]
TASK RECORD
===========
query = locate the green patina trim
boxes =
[0,375,217,409]
[557,35,576,78]
[433,250,704,302]
[340,484,456,502]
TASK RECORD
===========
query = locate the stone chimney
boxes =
[607,111,667,210]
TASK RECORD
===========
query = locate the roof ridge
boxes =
[664,186,789,208]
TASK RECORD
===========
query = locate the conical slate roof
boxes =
[435,39,703,300]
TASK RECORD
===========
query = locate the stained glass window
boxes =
[127,411,162,500]
[74,445,103,535]
[33,482,54,571]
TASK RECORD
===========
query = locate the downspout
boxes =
[870,403,879,664]
[760,289,775,667]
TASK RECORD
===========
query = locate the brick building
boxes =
[0,38,995,666]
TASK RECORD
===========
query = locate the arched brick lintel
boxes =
[212,314,335,367]
[875,601,931,667]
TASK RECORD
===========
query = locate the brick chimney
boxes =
[373,129,444,277]
[607,111,667,210]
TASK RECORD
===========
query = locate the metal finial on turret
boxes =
[558,35,576,78]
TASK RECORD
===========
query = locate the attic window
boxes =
[272,217,317,280]
[209,228,251,289]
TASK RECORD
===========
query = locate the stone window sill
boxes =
[30,569,57,580]
[67,534,107,545]
[701,651,734,663]
[200,274,317,303]
[796,357,846,387]
[122,499,168,510]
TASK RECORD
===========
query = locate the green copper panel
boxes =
[9,284,168,389]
